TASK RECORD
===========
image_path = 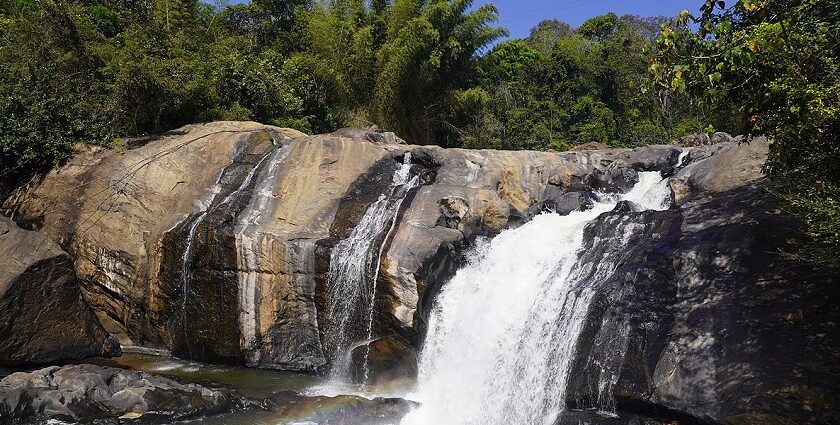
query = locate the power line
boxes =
[499,0,610,19]
[502,0,613,25]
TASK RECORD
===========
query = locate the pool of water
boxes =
[90,353,322,399]
[83,353,411,424]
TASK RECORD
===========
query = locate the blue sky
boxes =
[483,0,704,39]
[222,0,704,40]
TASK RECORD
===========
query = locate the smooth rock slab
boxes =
[0,217,119,365]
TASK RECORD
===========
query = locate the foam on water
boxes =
[401,172,670,424]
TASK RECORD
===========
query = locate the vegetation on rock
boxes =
[649,0,839,264]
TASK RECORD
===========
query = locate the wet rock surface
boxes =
[0,217,119,365]
[0,364,237,424]
[562,139,840,424]
[555,409,669,425]
[349,334,418,385]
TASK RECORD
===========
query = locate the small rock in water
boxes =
[612,200,642,213]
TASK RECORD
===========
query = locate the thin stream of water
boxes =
[326,154,419,382]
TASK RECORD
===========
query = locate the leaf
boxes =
[671,77,686,92]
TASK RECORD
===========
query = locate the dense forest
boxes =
[0,0,714,174]
[0,0,837,262]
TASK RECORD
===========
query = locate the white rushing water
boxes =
[326,154,419,381]
[402,171,671,425]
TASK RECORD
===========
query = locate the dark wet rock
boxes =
[611,200,641,213]
[0,364,236,423]
[588,168,640,193]
[349,334,418,385]
[526,188,598,217]
[159,137,275,366]
[0,217,119,366]
[610,145,681,172]
[264,391,416,425]
[564,184,840,424]
[555,409,669,425]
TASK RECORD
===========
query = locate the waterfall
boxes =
[326,154,419,381]
[402,172,671,425]
[178,175,224,349]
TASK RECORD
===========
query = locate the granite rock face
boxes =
[2,122,681,373]
[562,139,840,424]
[0,217,119,365]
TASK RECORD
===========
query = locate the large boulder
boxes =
[2,121,680,373]
[0,217,119,365]
[0,364,236,423]
[562,138,840,424]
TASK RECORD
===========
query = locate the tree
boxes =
[527,19,572,53]
[619,14,671,41]
[577,12,622,42]
[371,0,506,145]
[650,0,840,264]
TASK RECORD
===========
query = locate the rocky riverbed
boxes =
[1,121,837,424]
[0,354,414,424]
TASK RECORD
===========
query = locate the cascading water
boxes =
[402,171,673,425]
[326,154,419,381]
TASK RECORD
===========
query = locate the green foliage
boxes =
[455,13,703,151]
[577,12,622,42]
[0,0,335,184]
[783,185,840,265]
[527,19,572,53]
[0,0,111,179]
[650,0,840,264]
[0,0,735,200]
[484,41,541,85]
[372,0,507,145]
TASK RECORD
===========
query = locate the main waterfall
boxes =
[402,171,672,424]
